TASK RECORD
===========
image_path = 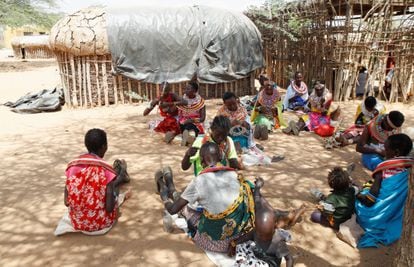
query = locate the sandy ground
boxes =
[0,58,413,267]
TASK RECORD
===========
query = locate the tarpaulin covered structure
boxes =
[107,6,264,84]
[49,6,263,108]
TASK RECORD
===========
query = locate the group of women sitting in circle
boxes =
[57,72,413,266]
[144,74,413,259]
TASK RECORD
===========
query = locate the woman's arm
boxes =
[105,181,116,213]
[181,147,198,170]
[199,106,206,123]
[64,187,69,207]
[164,197,189,215]
[143,100,159,116]
[172,93,188,106]
[356,126,384,156]
[356,172,382,207]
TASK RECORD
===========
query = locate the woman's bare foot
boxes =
[124,187,132,200]
[277,204,308,229]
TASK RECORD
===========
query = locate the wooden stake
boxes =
[94,56,102,106]
[86,56,93,107]
[102,56,109,106]
[69,55,79,107]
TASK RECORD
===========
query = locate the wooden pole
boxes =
[57,53,71,107]
[138,81,142,98]
[76,57,83,107]
[82,57,87,107]
[119,76,125,104]
[69,55,79,107]
[393,170,414,266]
[113,75,119,105]
[94,56,102,106]
[86,56,93,107]
[127,79,132,103]
[101,56,109,106]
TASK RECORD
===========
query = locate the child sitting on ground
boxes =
[310,167,356,230]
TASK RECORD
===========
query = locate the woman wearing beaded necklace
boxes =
[283,81,334,136]
[282,71,309,111]
[356,111,404,171]
[252,78,284,140]
[177,81,206,146]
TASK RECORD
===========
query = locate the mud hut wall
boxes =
[24,47,54,59]
[55,52,255,108]
[11,44,54,59]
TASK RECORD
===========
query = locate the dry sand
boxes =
[0,58,413,267]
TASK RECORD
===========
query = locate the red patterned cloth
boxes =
[154,93,181,134]
[154,116,181,134]
[65,154,117,232]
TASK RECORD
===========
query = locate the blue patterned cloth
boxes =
[361,153,384,171]
[355,170,409,248]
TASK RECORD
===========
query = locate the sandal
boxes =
[254,126,261,139]
[282,123,292,134]
[162,167,179,200]
[113,159,130,183]
[154,169,164,194]
[255,144,265,151]
[260,125,268,140]
[164,131,175,144]
[271,155,285,162]
[290,121,299,136]
[346,162,356,175]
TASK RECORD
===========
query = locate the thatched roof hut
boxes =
[11,35,53,59]
[49,6,264,108]
[248,0,414,102]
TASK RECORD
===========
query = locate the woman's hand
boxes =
[375,147,386,157]
[183,119,193,125]
[186,147,199,157]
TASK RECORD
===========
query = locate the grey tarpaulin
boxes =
[3,88,64,114]
[106,5,264,84]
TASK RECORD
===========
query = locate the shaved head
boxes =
[200,142,221,168]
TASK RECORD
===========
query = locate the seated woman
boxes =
[56,129,130,235]
[252,78,285,140]
[282,71,309,111]
[181,115,239,176]
[283,81,336,137]
[143,82,187,143]
[162,142,254,253]
[331,96,385,147]
[355,134,413,248]
[177,81,206,146]
[217,91,253,150]
[356,111,404,171]
[158,142,304,260]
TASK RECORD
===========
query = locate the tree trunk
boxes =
[394,170,414,266]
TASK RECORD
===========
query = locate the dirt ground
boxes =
[0,57,413,267]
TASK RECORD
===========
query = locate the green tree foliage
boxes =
[246,0,311,42]
[0,0,63,28]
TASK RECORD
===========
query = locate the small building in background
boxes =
[11,35,53,59]
[0,25,49,49]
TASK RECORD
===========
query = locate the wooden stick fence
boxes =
[248,0,414,103]
[12,45,54,59]
[54,52,256,108]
